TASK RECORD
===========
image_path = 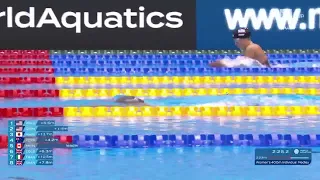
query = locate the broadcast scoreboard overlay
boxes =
[7,120,77,166]
[255,148,312,165]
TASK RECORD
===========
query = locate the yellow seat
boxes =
[294,88,305,95]
[172,77,181,84]
[66,77,76,85]
[217,107,228,116]
[275,106,287,116]
[108,77,118,85]
[172,88,181,96]
[110,107,122,116]
[63,107,78,117]
[261,106,273,116]
[193,76,203,84]
[213,77,223,84]
[281,88,292,94]
[245,106,259,116]
[244,88,255,94]
[120,77,129,84]
[88,77,97,85]
[232,88,243,95]
[159,77,171,84]
[208,88,218,95]
[203,76,212,84]
[77,77,87,85]
[285,76,295,84]
[97,89,109,97]
[60,89,71,98]
[220,88,230,95]
[306,88,317,95]
[55,77,65,85]
[94,107,108,117]
[245,76,254,84]
[97,77,107,84]
[170,107,181,116]
[306,106,319,115]
[275,76,285,84]
[79,107,94,117]
[195,88,207,96]
[110,88,121,97]
[160,89,170,97]
[182,88,194,96]
[73,89,83,98]
[148,89,158,97]
[157,107,168,116]
[290,106,303,116]
[230,106,243,116]
[122,89,133,96]
[297,76,306,83]
[121,107,138,117]
[200,107,212,116]
[139,77,149,84]
[258,88,268,94]
[187,107,200,116]
[141,106,156,116]
[235,76,245,84]
[270,88,279,95]
[86,89,97,98]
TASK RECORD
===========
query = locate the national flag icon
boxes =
[16,137,24,143]
[16,126,24,132]
[16,154,23,160]
[16,160,23,166]
[16,132,23,137]
[15,120,24,126]
[16,143,23,149]
[16,149,23,154]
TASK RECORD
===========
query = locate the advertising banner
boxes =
[197,0,320,49]
[0,0,196,49]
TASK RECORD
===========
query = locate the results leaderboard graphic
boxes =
[8,120,77,166]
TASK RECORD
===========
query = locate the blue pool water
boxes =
[0,95,320,107]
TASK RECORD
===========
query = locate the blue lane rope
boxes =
[50,53,320,60]
[53,67,320,75]
[69,134,320,148]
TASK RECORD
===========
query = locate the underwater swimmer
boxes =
[113,95,149,106]
[210,28,271,68]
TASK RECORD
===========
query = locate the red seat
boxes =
[0,68,15,73]
[34,107,46,117]
[0,77,11,84]
[16,108,33,117]
[49,107,63,117]
[35,89,45,97]
[36,77,55,84]
[42,68,54,74]
[0,90,5,97]
[16,77,32,84]
[12,90,34,98]
[3,108,16,118]
[0,108,4,117]
[39,60,52,65]
[46,90,59,97]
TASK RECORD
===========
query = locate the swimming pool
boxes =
[0,50,319,180]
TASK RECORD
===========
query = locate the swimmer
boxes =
[210,28,271,68]
[113,95,149,106]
